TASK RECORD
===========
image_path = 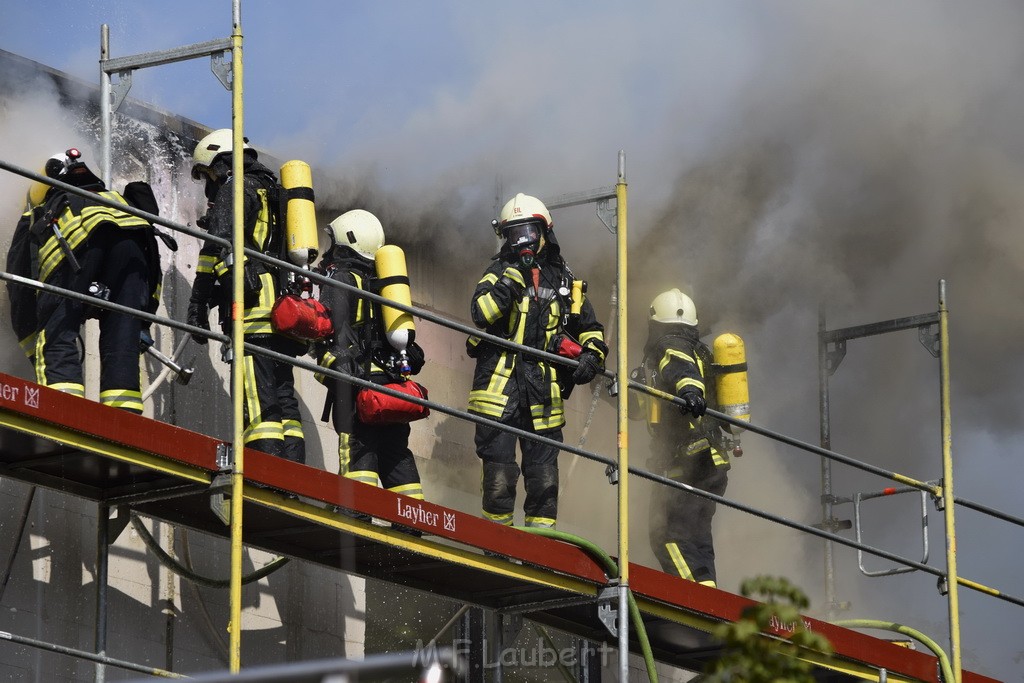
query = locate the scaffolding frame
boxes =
[0,8,1019,679]
[818,283,964,681]
[4,150,1024,680]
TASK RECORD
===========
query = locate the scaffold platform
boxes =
[0,373,998,683]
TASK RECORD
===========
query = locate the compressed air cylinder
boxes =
[713,333,750,426]
[279,160,319,267]
[26,161,53,209]
[374,244,415,356]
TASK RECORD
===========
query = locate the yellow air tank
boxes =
[26,160,54,210]
[279,160,319,267]
[714,333,748,456]
[375,245,415,372]
[713,332,750,425]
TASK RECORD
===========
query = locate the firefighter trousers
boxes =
[34,225,150,413]
[475,405,561,528]
[649,451,729,586]
[337,421,423,498]
[242,335,305,464]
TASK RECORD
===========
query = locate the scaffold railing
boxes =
[1,152,1021,683]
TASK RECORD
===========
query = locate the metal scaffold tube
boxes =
[818,307,839,619]
[938,280,962,683]
[228,0,245,672]
[614,151,630,683]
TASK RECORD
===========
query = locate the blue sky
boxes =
[3,2,1024,680]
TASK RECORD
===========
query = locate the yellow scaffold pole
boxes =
[939,279,962,683]
[615,151,630,683]
[228,0,246,672]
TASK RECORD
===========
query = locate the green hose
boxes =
[513,526,659,683]
[833,619,954,683]
[131,514,290,589]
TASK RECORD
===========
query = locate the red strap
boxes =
[531,267,540,301]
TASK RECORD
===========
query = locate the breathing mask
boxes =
[505,221,542,267]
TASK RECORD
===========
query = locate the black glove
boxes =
[678,391,707,418]
[572,351,602,385]
[187,299,210,345]
[497,266,526,297]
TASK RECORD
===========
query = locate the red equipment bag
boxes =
[357,380,430,424]
[270,294,333,341]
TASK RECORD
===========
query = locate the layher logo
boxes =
[397,497,457,533]
[0,381,39,409]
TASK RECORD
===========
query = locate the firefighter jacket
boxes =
[6,187,162,361]
[467,248,607,432]
[314,249,425,422]
[192,157,282,337]
[643,323,729,470]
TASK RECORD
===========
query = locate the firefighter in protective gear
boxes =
[643,288,730,587]
[467,193,607,528]
[6,149,161,412]
[314,210,427,506]
[186,129,306,463]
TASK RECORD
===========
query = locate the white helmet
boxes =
[327,209,385,258]
[495,193,552,236]
[191,128,250,180]
[650,288,698,326]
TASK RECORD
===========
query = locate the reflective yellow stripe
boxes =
[532,412,565,431]
[197,254,217,274]
[243,320,274,335]
[315,352,336,384]
[660,348,695,370]
[511,296,529,344]
[347,470,381,487]
[243,355,261,425]
[244,422,283,443]
[524,517,556,528]
[254,189,271,250]
[488,356,513,394]
[468,354,514,416]
[467,392,506,417]
[389,483,424,499]
[282,419,303,439]
[100,389,143,413]
[502,268,525,288]
[477,293,501,324]
[711,447,728,468]
[699,580,717,587]
[39,193,149,281]
[483,510,513,526]
[353,273,366,325]
[579,330,605,359]
[48,382,85,397]
[338,433,350,475]
[685,437,711,457]
[33,331,47,384]
[675,377,704,393]
[19,334,36,359]
[256,274,276,309]
[480,273,499,285]
[666,543,694,580]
